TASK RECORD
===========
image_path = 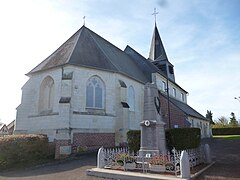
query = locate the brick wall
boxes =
[55,139,71,159]
[159,94,188,129]
[73,133,115,151]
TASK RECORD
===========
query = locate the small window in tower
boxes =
[169,65,174,74]
[173,88,176,97]
[181,93,184,102]
[162,81,166,92]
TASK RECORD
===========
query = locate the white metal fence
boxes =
[97,146,205,176]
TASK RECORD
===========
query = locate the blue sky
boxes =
[0,0,240,124]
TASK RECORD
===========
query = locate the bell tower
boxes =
[149,9,175,82]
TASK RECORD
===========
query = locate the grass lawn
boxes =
[213,135,240,140]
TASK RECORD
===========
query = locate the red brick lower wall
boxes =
[73,133,115,151]
[55,139,71,159]
[159,93,188,129]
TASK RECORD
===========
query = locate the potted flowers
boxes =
[116,153,136,170]
[149,155,168,172]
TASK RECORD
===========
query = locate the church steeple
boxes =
[148,11,175,82]
[148,23,168,61]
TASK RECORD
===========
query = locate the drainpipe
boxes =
[166,79,171,129]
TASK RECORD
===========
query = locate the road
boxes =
[1,138,240,180]
[196,138,240,180]
[0,153,104,180]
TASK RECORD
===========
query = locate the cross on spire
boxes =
[83,16,86,26]
[152,8,159,23]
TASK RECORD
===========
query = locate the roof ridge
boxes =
[66,27,84,65]
[86,28,122,72]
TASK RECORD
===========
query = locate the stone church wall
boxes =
[153,73,187,103]
[16,65,145,156]
[15,68,63,134]
[70,66,117,130]
[69,66,144,145]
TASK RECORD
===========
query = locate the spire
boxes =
[148,11,175,82]
[149,23,168,61]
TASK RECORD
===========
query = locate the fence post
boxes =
[97,146,105,168]
[180,150,190,179]
[204,144,212,164]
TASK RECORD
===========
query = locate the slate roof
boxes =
[124,45,159,81]
[124,45,188,93]
[28,26,148,83]
[169,96,207,120]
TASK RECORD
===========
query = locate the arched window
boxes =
[86,76,105,109]
[128,86,135,111]
[39,76,54,114]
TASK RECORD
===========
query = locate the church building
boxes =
[15,22,211,158]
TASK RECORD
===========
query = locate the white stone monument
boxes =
[180,150,190,179]
[139,83,166,157]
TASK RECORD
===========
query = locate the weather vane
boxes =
[83,16,86,26]
[152,8,159,23]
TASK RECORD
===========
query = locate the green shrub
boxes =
[127,128,201,153]
[166,128,201,150]
[127,130,140,153]
[77,146,88,153]
[212,127,240,135]
[0,134,52,169]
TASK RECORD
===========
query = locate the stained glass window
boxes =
[86,76,105,108]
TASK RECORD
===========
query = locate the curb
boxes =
[190,161,216,179]
[87,168,188,180]
[87,161,216,180]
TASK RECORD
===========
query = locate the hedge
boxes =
[127,128,201,152]
[212,128,240,135]
[127,130,140,153]
[0,134,53,169]
[166,128,201,150]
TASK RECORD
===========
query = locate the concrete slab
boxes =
[87,161,215,180]
[87,168,187,180]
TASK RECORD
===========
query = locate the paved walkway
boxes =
[0,138,239,180]
[196,138,240,180]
